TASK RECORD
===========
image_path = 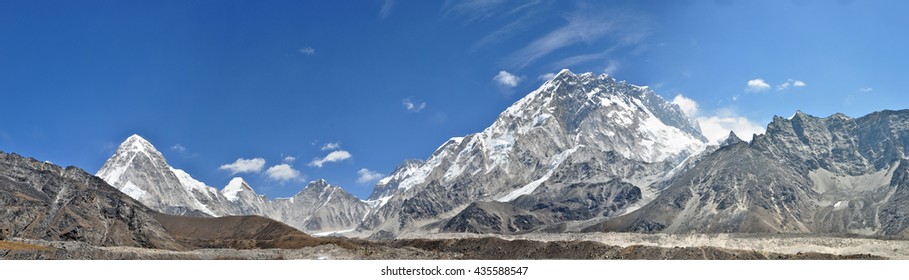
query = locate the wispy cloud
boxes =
[170,144,186,153]
[219,158,266,174]
[320,142,340,151]
[309,150,352,167]
[356,168,385,184]
[442,0,508,22]
[283,156,296,163]
[671,94,765,144]
[548,45,619,70]
[776,79,807,91]
[538,72,556,81]
[746,78,771,92]
[471,11,541,52]
[505,11,650,69]
[602,60,620,75]
[432,112,448,123]
[859,87,873,92]
[402,98,427,112]
[379,0,395,18]
[494,70,521,88]
[299,47,316,55]
[266,164,302,182]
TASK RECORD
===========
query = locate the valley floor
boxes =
[2,232,901,260]
[419,232,909,260]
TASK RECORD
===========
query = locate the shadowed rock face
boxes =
[440,180,642,234]
[442,201,549,234]
[151,213,338,250]
[590,110,909,238]
[0,152,181,250]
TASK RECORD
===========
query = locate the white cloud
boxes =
[308,150,352,167]
[379,0,394,18]
[698,113,766,144]
[356,168,384,184]
[602,60,621,75]
[299,47,315,55]
[320,142,340,151]
[671,95,766,144]
[494,70,521,88]
[402,98,427,112]
[671,94,700,118]
[266,164,302,182]
[859,87,873,92]
[777,82,790,91]
[777,79,807,91]
[170,144,186,153]
[746,78,771,92]
[219,158,266,174]
[538,72,556,81]
[283,156,296,163]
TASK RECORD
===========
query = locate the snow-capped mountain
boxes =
[92,72,909,240]
[360,69,708,238]
[221,177,269,215]
[96,135,369,234]
[97,135,233,216]
[591,110,909,237]
[271,179,372,233]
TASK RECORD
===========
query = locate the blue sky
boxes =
[1,0,906,199]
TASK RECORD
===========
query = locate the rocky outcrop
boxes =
[442,201,548,234]
[0,152,181,250]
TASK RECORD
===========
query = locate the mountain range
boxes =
[95,135,370,234]
[84,69,909,240]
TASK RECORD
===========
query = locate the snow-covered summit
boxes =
[221,177,253,202]
[96,134,227,216]
[360,70,710,236]
[97,134,166,186]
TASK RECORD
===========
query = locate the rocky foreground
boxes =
[0,233,888,260]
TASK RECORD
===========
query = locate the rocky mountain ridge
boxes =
[589,110,909,238]
[0,151,181,249]
[95,135,370,234]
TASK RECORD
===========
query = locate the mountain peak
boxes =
[222,177,252,202]
[97,134,167,187]
[125,134,148,143]
[830,112,851,120]
[307,179,332,190]
[116,134,163,158]
[553,69,574,80]
[789,110,816,121]
[720,131,743,147]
